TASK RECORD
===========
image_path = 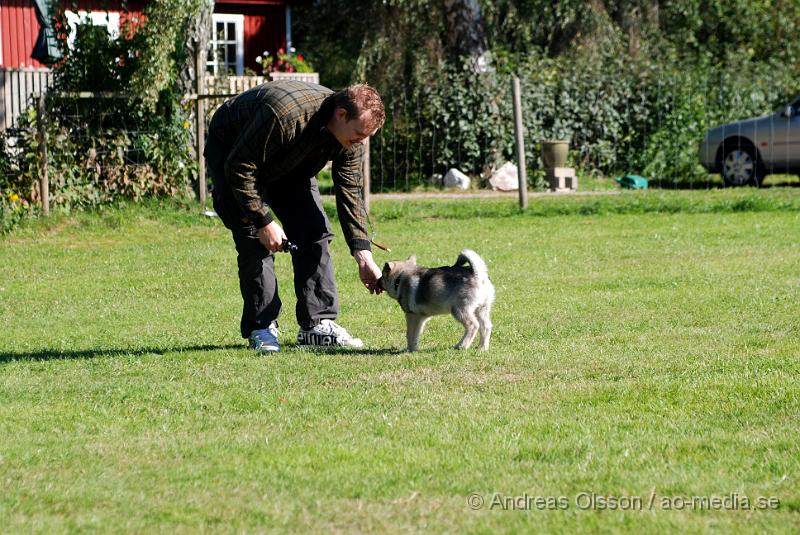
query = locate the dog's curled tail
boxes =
[456,249,489,281]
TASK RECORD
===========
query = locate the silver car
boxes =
[699,96,800,186]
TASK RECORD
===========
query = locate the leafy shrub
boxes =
[368,47,798,191]
[0,1,202,232]
[348,0,800,191]
[0,191,30,234]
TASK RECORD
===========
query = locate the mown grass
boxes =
[362,187,800,222]
[1,188,799,533]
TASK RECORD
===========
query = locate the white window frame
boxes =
[208,14,244,76]
[64,10,120,48]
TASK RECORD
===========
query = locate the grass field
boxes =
[1,188,799,533]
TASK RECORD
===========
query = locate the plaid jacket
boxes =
[208,80,370,253]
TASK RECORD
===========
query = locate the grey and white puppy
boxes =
[380,249,495,351]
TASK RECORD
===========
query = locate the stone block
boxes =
[546,167,577,192]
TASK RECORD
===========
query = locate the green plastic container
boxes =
[615,174,649,189]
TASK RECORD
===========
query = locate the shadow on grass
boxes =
[0,344,245,363]
[290,346,406,357]
[646,176,799,190]
[646,180,724,190]
[0,344,405,363]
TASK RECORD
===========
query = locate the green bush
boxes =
[350,1,800,191]
[367,48,798,191]
[0,1,202,232]
[0,192,30,234]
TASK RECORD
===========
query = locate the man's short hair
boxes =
[332,84,385,132]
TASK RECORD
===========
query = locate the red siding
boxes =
[215,3,286,74]
[1,0,284,71]
[0,4,5,67]
[0,0,144,69]
[1,0,43,68]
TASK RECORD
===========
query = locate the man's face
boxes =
[328,108,375,150]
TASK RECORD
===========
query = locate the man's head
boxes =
[327,84,385,150]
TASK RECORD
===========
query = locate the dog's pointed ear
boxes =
[407,254,417,265]
[382,262,390,273]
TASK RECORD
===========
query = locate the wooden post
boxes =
[36,93,49,216]
[363,137,370,213]
[195,42,207,204]
[512,77,528,209]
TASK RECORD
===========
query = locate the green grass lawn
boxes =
[1,189,799,533]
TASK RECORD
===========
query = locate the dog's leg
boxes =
[405,313,428,351]
[476,303,493,351]
[452,307,479,349]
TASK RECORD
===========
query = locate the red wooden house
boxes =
[0,0,300,128]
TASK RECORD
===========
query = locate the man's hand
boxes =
[354,249,383,294]
[257,221,288,253]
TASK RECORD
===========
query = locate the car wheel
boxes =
[721,145,764,187]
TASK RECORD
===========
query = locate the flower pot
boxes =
[269,71,319,84]
[541,139,569,169]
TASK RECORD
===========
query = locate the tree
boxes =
[179,0,215,98]
[443,0,491,71]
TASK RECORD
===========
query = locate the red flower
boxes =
[278,48,284,54]
[297,55,304,61]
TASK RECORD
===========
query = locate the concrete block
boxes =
[566,173,578,190]
[546,167,577,192]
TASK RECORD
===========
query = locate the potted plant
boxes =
[255,47,318,83]
[541,139,569,169]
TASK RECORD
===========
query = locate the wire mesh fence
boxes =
[369,66,800,193]
[2,68,798,218]
[1,105,196,220]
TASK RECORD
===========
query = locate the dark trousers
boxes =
[206,140,339,338]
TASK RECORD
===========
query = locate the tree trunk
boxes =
[180,0,214,96]
[442,0,491,72]
[180,0,214,177]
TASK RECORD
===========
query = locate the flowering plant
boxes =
[1,190,29,234]
[255,47,314,74]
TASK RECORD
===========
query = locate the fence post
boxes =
[195,43,207,204]
[512,76,528,209]
[36,93,49,216]
[363,137,370,213]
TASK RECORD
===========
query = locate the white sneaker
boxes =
[297,319,364,348]
[249,322,280,352]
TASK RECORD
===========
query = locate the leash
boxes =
[361,181,391,253]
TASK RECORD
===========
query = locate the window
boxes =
[64,10,120,47]
[208,14,244,76]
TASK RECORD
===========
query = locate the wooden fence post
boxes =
[36,93,49,216]
[363,137,370,213]
[512,76,528,209]
[195,43,207,204]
